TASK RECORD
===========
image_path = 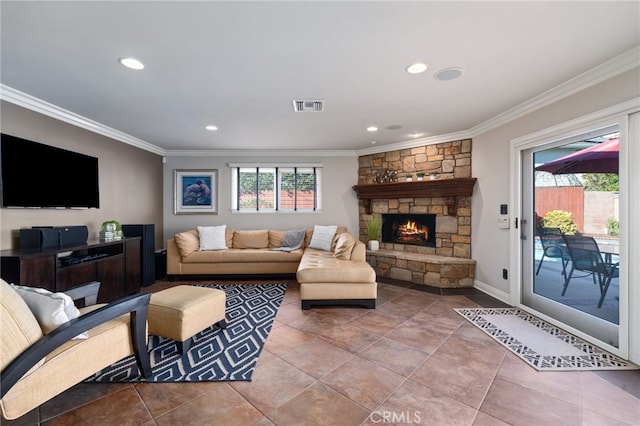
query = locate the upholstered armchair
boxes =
[0,278,152,420]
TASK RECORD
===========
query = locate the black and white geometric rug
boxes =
[455,307,638,371]
[85,283,287,382]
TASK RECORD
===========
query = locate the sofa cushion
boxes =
[309,225,338,251]
[182,248,303,263]
[304,225,347,250]
[174,229,200,257]
[198,225,228,251]
[9,284,87,339]
[269,230,286,248]
[297,249,376,283]
[233,230,269,249]
[0,279,45,372]
[334,232,356,260]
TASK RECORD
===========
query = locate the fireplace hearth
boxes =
[382,214,436,247]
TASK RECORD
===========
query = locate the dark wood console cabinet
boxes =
[0,238,141,303]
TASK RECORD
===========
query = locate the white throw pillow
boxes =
[10,284,87,339]
[198,225,228,251]
[309,225,338,251]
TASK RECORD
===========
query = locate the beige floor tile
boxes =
[481,377,580,426]
[345,309,408,335]
[579,372,640,425]
[134,381,209,418]
[41,387,152,426]
[496,352,582,405]
[580,409,631,426]
[385,318,452,354]
[263,324,316,356]
[288,310,351,335]
[364,379,477,426]
[229,356,315,413]
[358,336,430,377]
[375,298,428,320]
[277,337,353,379]
[472,411,511,426]
[267,382,369,426]
[154,385,264,426]
[39,383,128,422]
[320,356,405,410]
[410,329,505,408]
[319,323,386,353]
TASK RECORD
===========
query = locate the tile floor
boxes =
[3,279,639,426]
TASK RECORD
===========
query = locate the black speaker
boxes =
[122,224,155,286]
[19,225,88,249]
[54,226,88,246]
[19,228,60,249]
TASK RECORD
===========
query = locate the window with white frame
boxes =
[230,164,322,212]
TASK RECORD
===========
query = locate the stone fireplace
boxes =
[354,139,477,290]
[382,213,436,247]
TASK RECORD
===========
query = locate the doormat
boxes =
[455,307,638,371]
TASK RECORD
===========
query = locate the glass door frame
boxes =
[508,100,637,359]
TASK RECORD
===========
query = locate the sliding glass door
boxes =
[519,125,622,350]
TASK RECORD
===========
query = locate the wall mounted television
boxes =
[0,133,100,208]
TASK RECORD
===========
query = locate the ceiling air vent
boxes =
[293,100,324,112]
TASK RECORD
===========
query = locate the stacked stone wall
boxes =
[358,139,475,288]
[358,139,472,258]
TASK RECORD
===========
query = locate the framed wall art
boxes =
[174,169,218,214]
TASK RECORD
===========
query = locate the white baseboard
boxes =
[473,280,511,305]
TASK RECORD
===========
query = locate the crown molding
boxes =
[165,149,357,157]
[2,47,637,158]
[469,46,640,137]
[0,84,167,156]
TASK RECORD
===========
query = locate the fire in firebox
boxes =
[382,213,436,247]
[396,220,429,244]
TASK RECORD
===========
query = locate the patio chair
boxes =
[561,235,619,308]
[536,227,571,280]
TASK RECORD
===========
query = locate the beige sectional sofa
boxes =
[166,226,377,309]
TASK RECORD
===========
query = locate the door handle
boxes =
[520,219,527,240]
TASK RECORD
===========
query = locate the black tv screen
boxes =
[0,134,100,208]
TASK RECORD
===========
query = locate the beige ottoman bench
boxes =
[148,285,227,355]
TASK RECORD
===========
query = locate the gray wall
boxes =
[471,68,640,296]
[0,102,164,250]
[162,155,359,245]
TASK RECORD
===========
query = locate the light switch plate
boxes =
[497,217,510,229]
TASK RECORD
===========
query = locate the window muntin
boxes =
[232,165,321,212]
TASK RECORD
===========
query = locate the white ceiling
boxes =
[1,1,639,154]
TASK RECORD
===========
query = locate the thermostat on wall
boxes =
[497,217,510,229]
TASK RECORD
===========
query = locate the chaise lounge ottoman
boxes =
[147,285,227,355]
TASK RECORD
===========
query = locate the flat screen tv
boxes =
[0,133,100,208]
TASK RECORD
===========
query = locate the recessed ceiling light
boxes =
[406,63,428,74]
[434,67,464,81]
[205,125,218,131]
[409,132,424,138]
[370,141,377,145]
[366,126,378,132]
[118,57,145,70]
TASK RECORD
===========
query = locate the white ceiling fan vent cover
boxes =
[293,100,324,112]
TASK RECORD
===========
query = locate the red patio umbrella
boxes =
[535,138,619,174]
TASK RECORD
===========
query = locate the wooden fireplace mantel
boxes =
[352,177,477,215]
